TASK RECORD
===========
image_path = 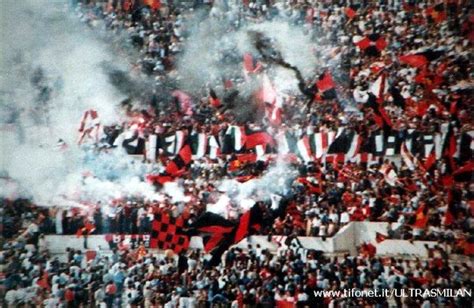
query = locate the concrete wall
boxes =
[46,222,430,258]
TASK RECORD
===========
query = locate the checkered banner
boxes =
[149,212,190,253]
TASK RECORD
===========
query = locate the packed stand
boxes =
[2,0,474,306]
[1,225,472,307]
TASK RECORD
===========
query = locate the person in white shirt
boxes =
[5,288,18,307]
[340,211,350,224]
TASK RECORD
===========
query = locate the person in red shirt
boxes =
[65,287,75,307]
[105,282,117,308]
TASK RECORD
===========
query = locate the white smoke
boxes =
[177,6,316,213]
[218,158,298,208]
[0,0,157,206]
[163,182,190,203]
[176,7,322,94]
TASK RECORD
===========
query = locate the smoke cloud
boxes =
[176,6,322,95]
[0,0,155,206]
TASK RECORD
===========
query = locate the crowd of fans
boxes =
[1,0,473,306]
[2,219,473,307]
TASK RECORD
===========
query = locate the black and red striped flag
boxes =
[165,143,193,176]
[316,71,337,100]
[453,161,474,183]
[189,204,264,266]
[355,34,387,57]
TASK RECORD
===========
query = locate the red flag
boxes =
[316,71,336,92]
[76,221,96,237]
[297,177,322,194]
[37,272,50,290]
[345,7,357,19]
[228,153,257,172]
[146,174,173,185]
[236,175,257,183]
[412,203,429,228]
[145,0,161,10]
[425,4,446,23]
[444,189,455,225]
[261,74,278,104]
[355,34,387,54]
[236,153,258,164]
[424,152,437,171]
[243,53,262,74]
[399,54,428,68]
[375,37,388,51]
[355,37,371,50]
[244,131,275,149]
[123,0,132,12]
[361,242,377,257]
[375,232,387,243]
[457,238,474,255]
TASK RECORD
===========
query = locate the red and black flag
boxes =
[76,220,96,238]
[147,138,193,185]
[189,205,264,266]
[444,188,461,225]
[355,34,387,57]
[399,49,445,68]
[366,93,393,132]
[228,153,258,172]
[189,132,207,158]
[146,173,174,185]
[244,128,275,150]
[423,151,437,172]
[165,142,193,176]
[222,126,245,154]
[150,211,190,253]
[209,89,222,108]
[315,71,337,100]
[453,161,474,183]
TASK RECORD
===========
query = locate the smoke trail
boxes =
[176,8,321,95]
